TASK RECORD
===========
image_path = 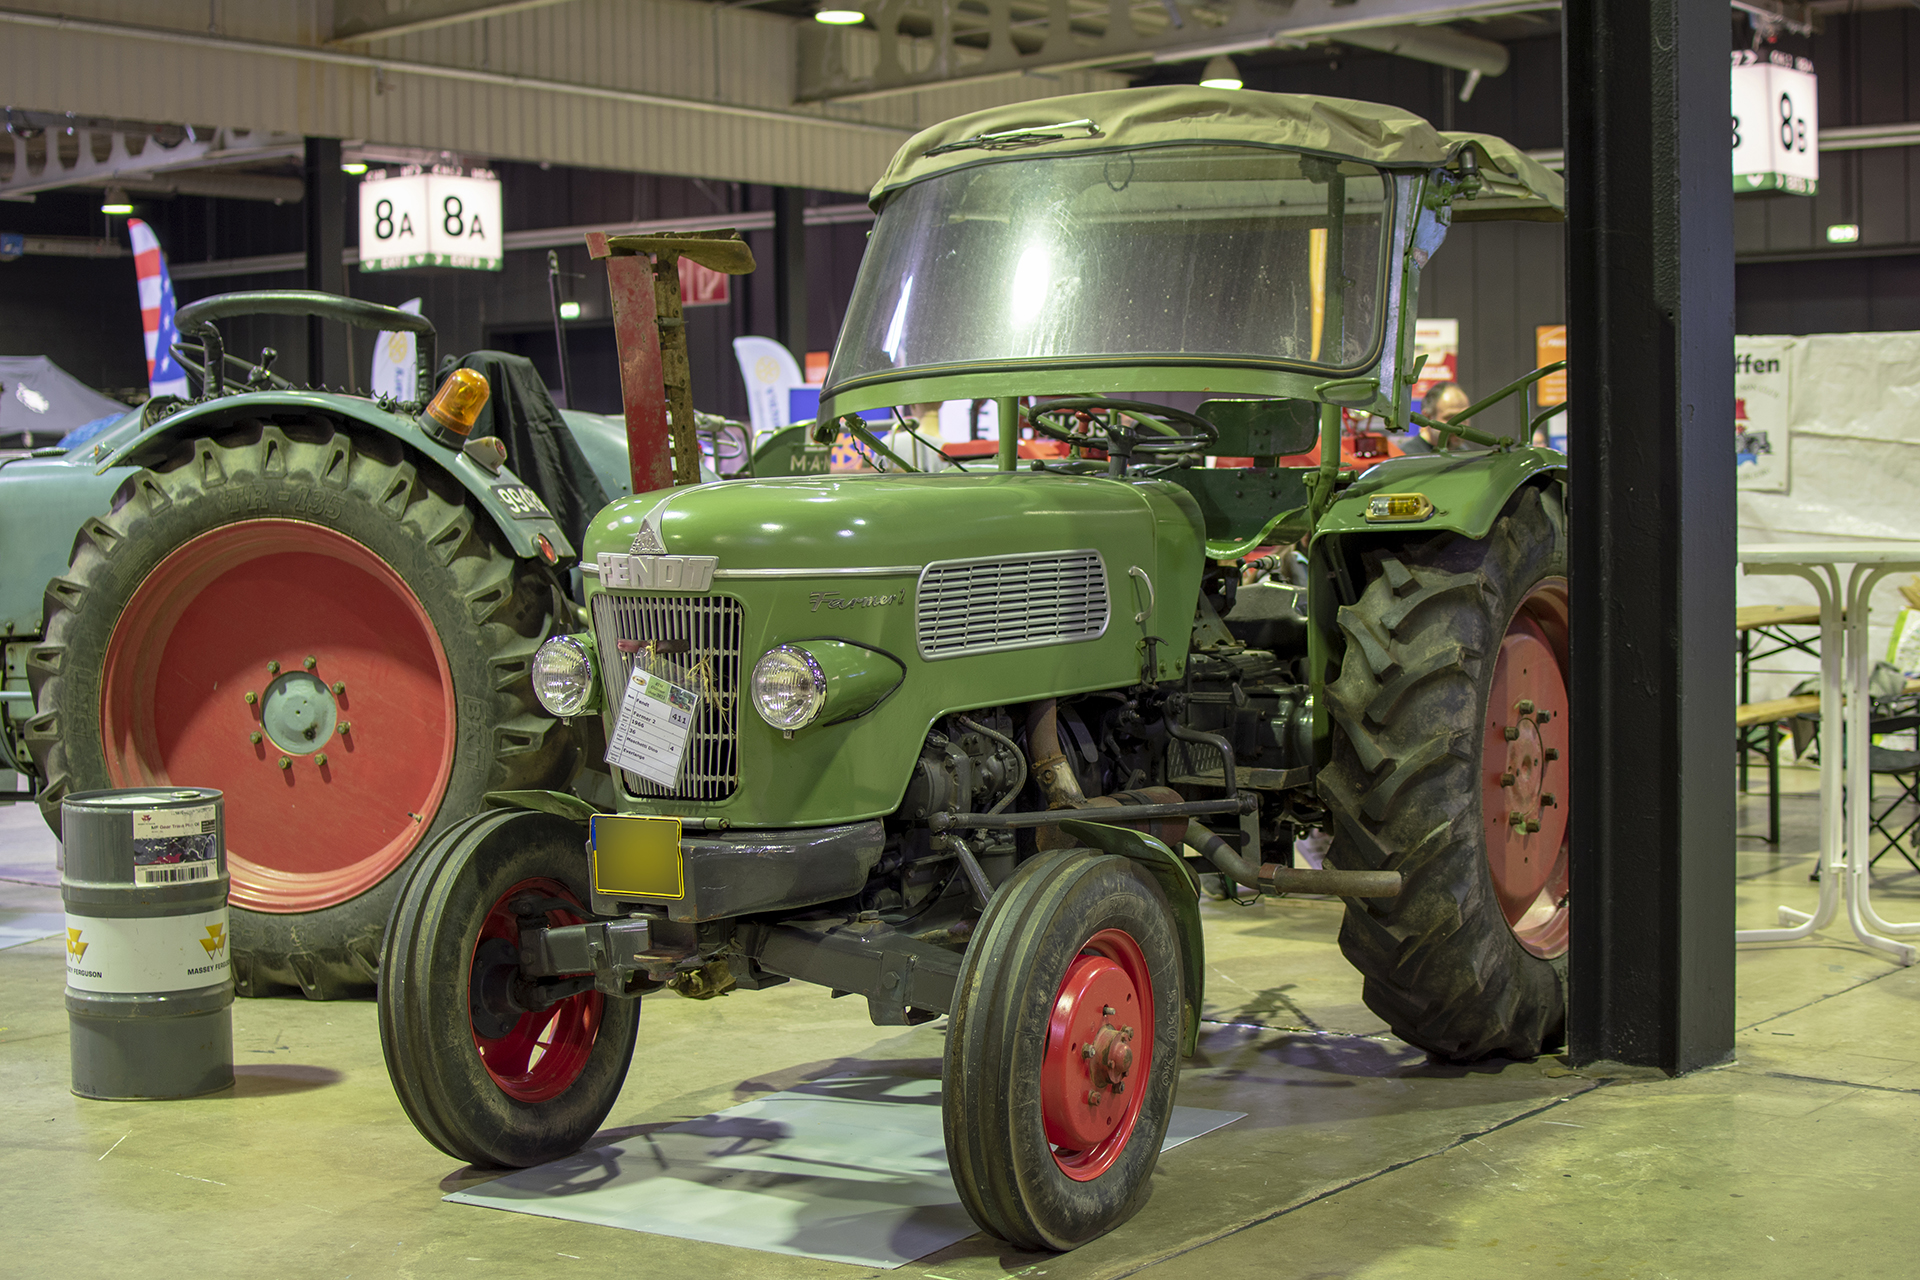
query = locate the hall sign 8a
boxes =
[358,168,505,272]
[1731,51,1818,196]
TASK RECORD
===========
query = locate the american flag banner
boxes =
[127,218,191,399]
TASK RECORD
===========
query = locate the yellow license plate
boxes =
[590,815,685,899]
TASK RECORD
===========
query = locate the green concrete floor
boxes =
[2,776,1916,1279]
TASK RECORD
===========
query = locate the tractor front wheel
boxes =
[943,849,1182,1251]
[378,809,640,1167]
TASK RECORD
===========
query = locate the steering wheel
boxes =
[1025,396,1218,459]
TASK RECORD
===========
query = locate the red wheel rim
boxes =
[1480,577,1571,959]
[100,520,457,913]
[1039,927,1154,1182]
[469,877,603,1103]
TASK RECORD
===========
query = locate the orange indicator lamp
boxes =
[424,368,490,443]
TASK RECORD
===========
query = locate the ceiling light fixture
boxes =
[1825,223,1860,244]
[100,187,133,214]
[558,301,582,320]
[815,6,865,24]
[341,161,369,175]
[1200,56,1243,90]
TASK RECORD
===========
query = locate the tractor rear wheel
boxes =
[943,849,1181,1251]
[24,420,573,999]
[1317,484,1570,1061]
[380,809,639,1167]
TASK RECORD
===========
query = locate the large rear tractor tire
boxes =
[1317,484,1570,1062]
[24,419,574,999]
[943,849,1182,1251]
[379,810,639,1168]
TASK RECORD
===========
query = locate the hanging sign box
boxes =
[359,168,503,272]
[1731,52,1818,196]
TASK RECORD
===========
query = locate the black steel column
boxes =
[773,186,808,360]
[1564,0,1736,1073]
[303,137,348,389]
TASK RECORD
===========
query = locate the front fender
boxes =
[93,390,575,561]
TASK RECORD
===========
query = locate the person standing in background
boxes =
[1402,381,1470,454]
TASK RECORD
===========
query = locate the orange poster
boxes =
[1535,324,1567,406]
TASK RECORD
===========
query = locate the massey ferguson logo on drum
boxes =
[809,590,907,612]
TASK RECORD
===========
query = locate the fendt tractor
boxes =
[378,86,1572,1251]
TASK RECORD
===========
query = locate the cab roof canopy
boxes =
[871,85,1563,223]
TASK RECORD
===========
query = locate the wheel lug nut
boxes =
[1544,747,1560,761]
[339,721,351,734]
[1510,811,1527,828]
[249,731,262,745]
[1103,1005,1115,1016]
[315,752,329,766]
[278,757,291,770]
[1087,1089,1103,1104]
[332,682,346,695]
[1536,711,1551,725]
[304,655,317,670]
[1516,699,1534,714]
[1542,793,1557,807]
[1082,1045,1095,1059]
[267,660,280,674]
[1525,819,1541,833]
[244,691,257,705]
[1500,771,1515,786]
[1504,726,1520,741]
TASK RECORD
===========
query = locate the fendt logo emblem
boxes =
[597,553,718,592]
[809,590,907,612]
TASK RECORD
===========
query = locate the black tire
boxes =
[944,849,1182,1251]
[23,418,573,1000]
[379,809,640,1168]
[1317,483,1571,1062]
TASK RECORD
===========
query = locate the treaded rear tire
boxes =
[1317,484,1569,1062]
[24,418,573,999]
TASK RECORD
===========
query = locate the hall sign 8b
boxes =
[358,168,504,272]
[1731,52,1818,196]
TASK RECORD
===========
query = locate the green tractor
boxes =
[378,86,1571,1251]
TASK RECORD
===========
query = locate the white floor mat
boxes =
[447,1073,1244,1268]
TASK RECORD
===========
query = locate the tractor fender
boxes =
[91,389,576,561]
[1313,446,1566,546]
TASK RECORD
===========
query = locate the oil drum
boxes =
[60,787,233,1100]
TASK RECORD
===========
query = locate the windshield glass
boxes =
[828,145,1391,390]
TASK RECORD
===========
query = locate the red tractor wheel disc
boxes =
[1039,927,1155,1181]
[469,877,603,1103]
[99,519,457,913]
[1479,578,1571,959]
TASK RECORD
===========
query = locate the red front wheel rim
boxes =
[469,877,604,1103]
[1039,927,1154,1181]
[1480,578,1571,959]
[99,519,458,913]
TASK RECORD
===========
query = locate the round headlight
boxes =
[532,635,596,717]
[751,645,826,730]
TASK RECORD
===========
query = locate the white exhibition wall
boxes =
[1736,330,1920,703]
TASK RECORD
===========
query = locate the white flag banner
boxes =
[370,297,424,403]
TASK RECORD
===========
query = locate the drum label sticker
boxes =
[132,804,220,886]
[63,907,231,993]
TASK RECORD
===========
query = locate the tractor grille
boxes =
[916,550,1110,660]
[591,591,743,802]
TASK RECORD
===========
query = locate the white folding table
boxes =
[1738,542,1920,965]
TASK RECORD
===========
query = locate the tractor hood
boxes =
[581,470,1204,576]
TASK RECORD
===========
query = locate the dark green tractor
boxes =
[378,86,1571,1251]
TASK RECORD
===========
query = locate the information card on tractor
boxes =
[605,668,699,789]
